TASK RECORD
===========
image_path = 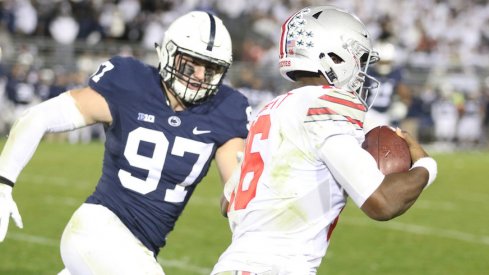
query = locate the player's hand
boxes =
[395,128,428,163]
[0,184,23,242]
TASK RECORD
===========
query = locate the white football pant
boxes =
[60,203,165,275]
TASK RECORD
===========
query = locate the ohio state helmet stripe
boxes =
[206,12,216,51]
[279,14,294,58]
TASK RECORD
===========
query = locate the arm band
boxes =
[0,92,87,183]
[410,157,437,189]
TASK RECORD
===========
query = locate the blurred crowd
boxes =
[1,0,489,150]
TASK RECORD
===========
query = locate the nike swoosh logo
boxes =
[192,127,211,135]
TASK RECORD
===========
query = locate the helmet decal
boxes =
[280,8,311,59]
[206,12,216,51]
[278,6,380,108]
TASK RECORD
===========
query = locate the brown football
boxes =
[362,126,412,175]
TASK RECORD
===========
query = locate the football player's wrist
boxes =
[0,175,14,187]
[410,157,437,189]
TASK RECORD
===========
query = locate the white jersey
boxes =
[213,85,384,274]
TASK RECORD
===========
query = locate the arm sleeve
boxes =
[318,134,384,207]
[0,92,86,183]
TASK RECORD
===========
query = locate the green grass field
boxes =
[0,139,488,275]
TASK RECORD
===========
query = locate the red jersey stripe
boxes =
[307,107,336,116]
[319,94,367,111]
[307,107,364,128]
[327,209,343,241]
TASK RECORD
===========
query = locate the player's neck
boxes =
[162,82,186,111]
[167,92,186,111]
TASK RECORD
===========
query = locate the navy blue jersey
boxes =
[85,56,249,256]
[366,67,403,113]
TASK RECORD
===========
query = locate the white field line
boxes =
[342,217,489,246]
[42,195,81,206]
[413,200,456,210]
[8,232,58,247]
[19,174,92,189]
[157,257,211,275]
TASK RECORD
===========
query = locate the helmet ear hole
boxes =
[328,53,344,64]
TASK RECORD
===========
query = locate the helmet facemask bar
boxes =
[160,41,230,105]
[345,38,380,109]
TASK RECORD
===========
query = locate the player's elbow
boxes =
[362,206,398,221]
[361,193,402,221]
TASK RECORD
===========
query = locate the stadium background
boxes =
[0,0,488,274]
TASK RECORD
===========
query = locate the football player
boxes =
[212,6,438,275]
[363,41,412,132]
[0,11,250,274]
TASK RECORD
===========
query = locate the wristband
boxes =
[410,157,437,189]
[0,175,14,187]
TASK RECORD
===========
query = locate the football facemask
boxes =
[162,46,229,104]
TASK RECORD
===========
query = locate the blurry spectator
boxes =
[99,3,125,39]
[141,14,165,49]
[48,3,78,44]
[48,2,78,69]
[483,87,489,146]
[431,84,462,150]
[456,89,485,148]
[5,62,41,122]
[232,65,275,120]
[12,0,37,35]
[0,60,10,135]
[364,41,412,132]
[72,1,104,43]
[36,67,55,100]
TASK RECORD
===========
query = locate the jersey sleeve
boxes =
[302,87,366,150]
[318,134,384,206]
[300,87,382,206]
[89,56,125,97]
[213,85,251,142]
[87,56,158,124]
[88,56,150,103]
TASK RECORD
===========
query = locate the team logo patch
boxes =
[137,113,155,123]
[192,127,211,135]
[168,116,181,127]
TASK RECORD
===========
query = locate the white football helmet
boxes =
[374,41,396,75]
[279,6,380,107]
[156,11,232,104]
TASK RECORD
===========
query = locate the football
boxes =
[362,126,412,175]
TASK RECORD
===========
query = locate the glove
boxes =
[0,184,23,242]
